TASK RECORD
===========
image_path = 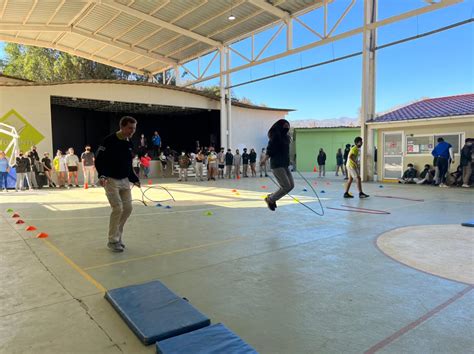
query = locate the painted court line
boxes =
[364,285,474,354]
[43,239,107,293]
[84,236,244,270]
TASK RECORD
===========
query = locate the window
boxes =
[434,134,462,155]
[406,135,434,155]
[406,133,464,155]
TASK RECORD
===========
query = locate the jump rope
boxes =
[129,167,325,215]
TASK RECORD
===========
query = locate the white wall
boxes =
[230,106,287,152]
[0,82,288,157]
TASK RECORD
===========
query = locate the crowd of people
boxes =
[315,143,369,181]
[398,137,473,187]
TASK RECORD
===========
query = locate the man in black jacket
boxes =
[95,116,140,253]
[242,148,250,177]
[14,152,31,191]
[225,149,233,179]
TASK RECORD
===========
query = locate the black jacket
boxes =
[95,132,139,183]
[317,153,326,165]
[343,148,350,162]
[249,151,257,163]
[15,156,30,173]
[242,152,250,164]
[225,152,234,165]
[266,119,290,169]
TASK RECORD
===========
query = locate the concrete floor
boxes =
[0,175,473,354]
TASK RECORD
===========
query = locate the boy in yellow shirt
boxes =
[344,137,369,199]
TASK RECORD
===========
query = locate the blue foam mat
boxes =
[156,323,258,354]
[105,280,210,345]
[461,220,474,227]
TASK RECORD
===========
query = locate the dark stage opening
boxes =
[51,96,220,156]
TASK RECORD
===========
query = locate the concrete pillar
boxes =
[219,47,228,148]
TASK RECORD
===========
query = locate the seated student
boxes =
[447,165,463,187]
[398,163,418,184]
[415,164,434,184]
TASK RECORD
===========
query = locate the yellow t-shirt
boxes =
[347,146,359,169]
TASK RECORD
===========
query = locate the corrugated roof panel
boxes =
[27,1,61,24]
[152,0,204,23]
[2,0,33,23]
[174,43,213,62]
[154,36,196,57]
[173,1,228,30]
[130,0,170,15]
[112,51,138,63]
[76,5,120,33]
[95,12,139,39]
[96,46,123,58]
[57,32,85,48]
[120,22,160,44]
[215,13,280,43]
[80,39,107,53]
[278,0,322,14]
[49,1,88,25]
[129,56,155,70]
[36,32,61,42]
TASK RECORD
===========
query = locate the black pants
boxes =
[437,157,449,184]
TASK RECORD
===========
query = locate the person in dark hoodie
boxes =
[261,119,294,211]
[95,116,140,253]
[343,143,351,180]
[14,151,31,191]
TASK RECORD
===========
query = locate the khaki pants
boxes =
[104,178,133,244]
[83,165,95,185]
[463,164,472,185]
[195,162,203,180]
[225,165,232,178]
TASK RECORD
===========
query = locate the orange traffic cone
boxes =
[313,166,317,172]
[25,225,37,231]
[16,219,25,224]
[237,174,240,180]
[84,182,88,189]
[231,189,237,192]
[148,179,152,185]
[36,232,48,239]
[12,213,20,218]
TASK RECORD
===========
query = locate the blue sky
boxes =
[1,0,472,121]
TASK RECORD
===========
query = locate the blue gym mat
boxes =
[156,323,258,354]
[461,220,474,227]
[105,280,210,345]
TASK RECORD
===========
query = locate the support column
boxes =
[360,0,377,181]
[225,47,232,149]
[174,65,181,86]
[219,47,228,148]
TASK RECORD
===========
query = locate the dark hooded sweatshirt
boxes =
[266,119,290,169]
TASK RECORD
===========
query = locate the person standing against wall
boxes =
[259,148,269,177]
[431,137,454,188]
[178,151,190,182]
[14,151,31,191]
[317,148,327,177]
[217,147,225,179]
[0,151,10,192]
[233,149,241,179]
[151,131,161,158]
[65,148,80,187]
[195,149,205,181]
[81,145,96,187]
[335,148,344,177]
[95,116,140,253]
[225,149,233,179]
[41,152,55,188]
[249,148,257,177]
[242,148,250,177]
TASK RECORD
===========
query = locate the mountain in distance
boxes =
[289,116,360,128]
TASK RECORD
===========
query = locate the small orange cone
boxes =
[12,213,20,218]
[36,232,48,239]
[25,226,37,231]
[231,189,237,192]
[313,166,317,172]
[148,179,152,185]
[260,186,267,189]
[237,175,240,180]
[16,219,25,224]
[84,182,88,189]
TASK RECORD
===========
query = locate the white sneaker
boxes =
[439,183,448,188]
[462,184,470,188]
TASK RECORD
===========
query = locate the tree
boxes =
[0,43,145,82]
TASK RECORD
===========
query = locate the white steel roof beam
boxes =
[46,0,66,25]
[22,0,38,24]
[247,0,289,20]
[98,0,221,47]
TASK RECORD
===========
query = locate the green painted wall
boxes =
[295,127,361,172]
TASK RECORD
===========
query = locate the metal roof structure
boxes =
[0,0,326,75]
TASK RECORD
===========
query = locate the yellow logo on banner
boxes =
[0,109,44,153]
